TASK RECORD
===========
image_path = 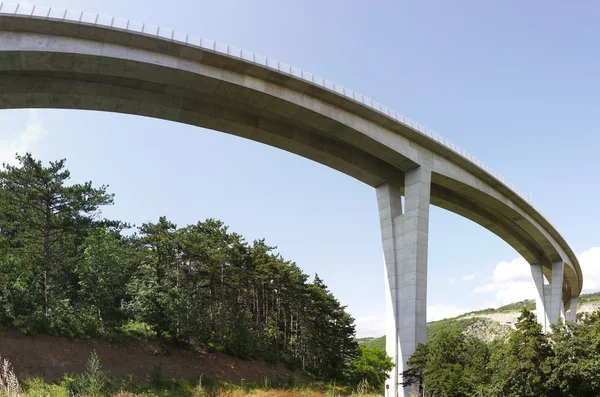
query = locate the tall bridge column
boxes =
[378,167,431,397]
[565,297,578,322]
[531,261,565,332]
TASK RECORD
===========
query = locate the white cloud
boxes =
[580,247,600,293]
[474,248,600,306]
[490,257,532,283]
[450,274,475,285]
[473,256,536,306]
[355,316,385,338]
[357,247,600,338]
[0,110,47,165]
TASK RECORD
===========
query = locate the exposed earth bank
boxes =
[0,329,309,384]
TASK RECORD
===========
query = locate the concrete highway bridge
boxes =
[0,4,583,395]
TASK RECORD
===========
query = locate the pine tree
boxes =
[77,228,135,331]
[125,217,179,340]
[0,153,113,330]
[0,153,363,381]
[490,309,553,397]
[547,310,600,396]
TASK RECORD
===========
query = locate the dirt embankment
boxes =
[0,329,309,384]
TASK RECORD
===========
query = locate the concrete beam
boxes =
[379,167,430,397]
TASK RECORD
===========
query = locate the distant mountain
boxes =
[356,291,600,348]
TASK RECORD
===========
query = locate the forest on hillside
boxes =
[0,153,391,386]
[402,309,600,397]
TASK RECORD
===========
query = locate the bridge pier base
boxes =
[531,261,565,332]
[378,167,431,397]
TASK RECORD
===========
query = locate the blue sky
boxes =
[2,0,600,336]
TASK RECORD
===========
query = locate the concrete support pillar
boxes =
[378,167,430,397]
[565,297,578,322]
[531,261,565,332]
[531,263,548,332]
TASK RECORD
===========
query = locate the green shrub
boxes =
[286,374,297,388]
[282,356,302,371]
[16,311,51,336]
[22,378,69,397]
[66,350,111,396]
[192,376,211,397]
[121,321,156,340]
[262,351,279,365]
[346,345,394,392]
[150,363,162,389]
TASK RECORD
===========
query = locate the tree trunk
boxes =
[43,200,51,316]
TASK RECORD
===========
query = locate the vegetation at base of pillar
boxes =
[401,308,600,397]
[0,153,390,386]
[346,345,393,391]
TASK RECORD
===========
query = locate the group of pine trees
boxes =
[403,308,600,397]
[0,153,366,382]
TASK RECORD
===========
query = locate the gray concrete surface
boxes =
[0,6,583,396]
[566,297,578,322]
[532,262,568,333]
[378,167,430,397]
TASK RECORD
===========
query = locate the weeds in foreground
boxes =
[1,352,383,397]
[15,380,383,397]
[0,355,21,397]
[355,379,370,396]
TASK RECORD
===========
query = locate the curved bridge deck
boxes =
[0,4,582,395]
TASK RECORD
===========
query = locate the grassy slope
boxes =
[580,291,600,304]
[357,291,600,347]
[357,317,504,349]
[17,376,373,397]
[460,299,535,316]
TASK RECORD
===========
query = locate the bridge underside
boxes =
[0,60,580,298]
[0,19,583,397]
